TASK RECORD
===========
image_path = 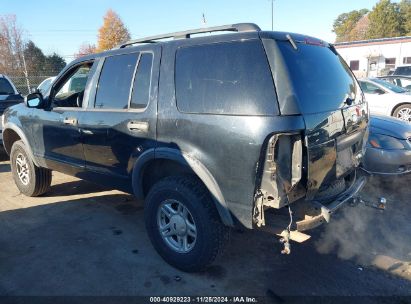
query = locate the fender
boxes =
[132,147,234,227]
[3,122,42,167]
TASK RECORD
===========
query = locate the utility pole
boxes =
[21,43,31,94]
[202,13,207,27]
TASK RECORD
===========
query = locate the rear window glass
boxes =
[95,53,138,109]
[175,40,278,115]
[0,78,14,95]
[277,42,360,114]
[394,66,411,76]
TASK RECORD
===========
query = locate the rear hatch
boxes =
[263,33,369,200]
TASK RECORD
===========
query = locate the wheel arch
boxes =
[132,148,234,227]
[2,123,39,167]
[391,102,411,116]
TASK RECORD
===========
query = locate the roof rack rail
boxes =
[118,23,261,48]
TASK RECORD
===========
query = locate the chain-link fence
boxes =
[8,75,57,96]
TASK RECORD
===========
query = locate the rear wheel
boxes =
[10,140,52,197]
[144,176,229,272]
[393,104,411,122]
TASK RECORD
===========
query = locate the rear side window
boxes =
[0,78,14,95]
[130,53,153,109]
[95,53,138,109]
[175,40,278,115]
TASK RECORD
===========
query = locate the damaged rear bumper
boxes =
[296,175,367,232]
[258,172,367,244]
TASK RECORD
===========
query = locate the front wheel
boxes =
[10,140,52,197]
[144,176,229,272]
[393,104,411,122]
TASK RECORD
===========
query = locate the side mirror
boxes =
[376,89,385,95]
[25,92,45,109]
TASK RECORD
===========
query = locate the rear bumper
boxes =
[295,174,367,231]
[260,172,367,238]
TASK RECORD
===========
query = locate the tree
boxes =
[97,9,130,52]
[24,40,46,75]
[399,0,411,35]
[44,53,66,75]
[75,42,96,59]
[0,14,25,76]
[333,9,369,42]
[349,15,370,41]
[367,0,403,39]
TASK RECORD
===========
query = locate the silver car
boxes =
[363,115,411,175]
[359,78,411,122]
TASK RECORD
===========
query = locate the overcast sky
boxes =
[2,0,382,63]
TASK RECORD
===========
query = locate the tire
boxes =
[392,104,411,122]
[10,140,52,197]
[144,176,229,272]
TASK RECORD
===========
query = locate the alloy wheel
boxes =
[397,107,411,122]
[157,199,197,253]
[16,153,30,186]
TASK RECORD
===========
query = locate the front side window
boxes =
[175,40,278,115]
[359,81,383,94]
[53,62,94,107]
[95,53,138,109]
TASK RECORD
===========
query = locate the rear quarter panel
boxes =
[157,40,305,228]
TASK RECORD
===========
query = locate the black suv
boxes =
[2,24,369,272]
[0,74,24,148]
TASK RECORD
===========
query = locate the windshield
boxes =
[0,78,15,95]
[277,41,360,114]
[371,78,407,93]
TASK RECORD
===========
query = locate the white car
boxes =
[359,78,411,122]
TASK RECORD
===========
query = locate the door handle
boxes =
[63,118,77,125]
[81,129,94,135]
[127,121,149,133]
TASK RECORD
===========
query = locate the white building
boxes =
[335,36,411,78]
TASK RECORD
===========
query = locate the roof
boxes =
[335,36,411,49]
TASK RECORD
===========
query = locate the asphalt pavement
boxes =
[0,154,410,302]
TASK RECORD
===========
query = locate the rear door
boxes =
[79,45,160,180]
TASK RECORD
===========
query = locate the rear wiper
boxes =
[286,34,298,50]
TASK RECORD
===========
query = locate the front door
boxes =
[359,81,387,115]
[79,46,160,181]
[32,61,96,174]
